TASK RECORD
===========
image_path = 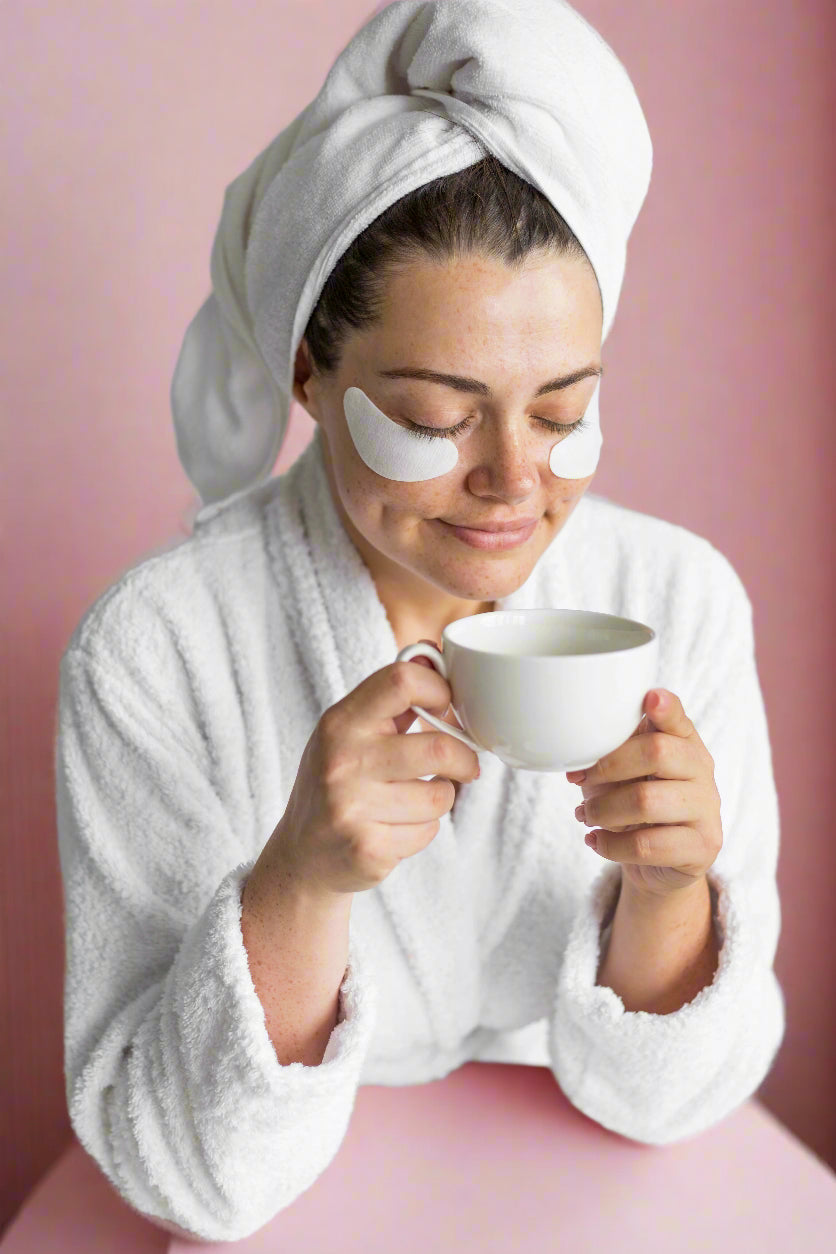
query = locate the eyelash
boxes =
[403,414,591,441]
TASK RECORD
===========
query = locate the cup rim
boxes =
[441,607,656,658]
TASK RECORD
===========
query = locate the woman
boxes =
[54,0,784,1243]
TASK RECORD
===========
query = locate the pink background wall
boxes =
[2,0,835,1234]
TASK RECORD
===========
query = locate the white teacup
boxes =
[395,608,659,772]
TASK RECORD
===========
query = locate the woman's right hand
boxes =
[269,656,481,896]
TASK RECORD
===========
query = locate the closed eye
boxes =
[403,414,591,441]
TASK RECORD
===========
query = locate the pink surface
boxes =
[3,0,836,1236]
[3,1063,836,1253]
[0,1139,167,1254]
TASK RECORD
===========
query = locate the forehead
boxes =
[361,252,602,368]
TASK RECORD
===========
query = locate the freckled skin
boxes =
[291,250,603,646]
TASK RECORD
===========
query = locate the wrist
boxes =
[596,873,719,1014]
[249,823,352,913]
[619,872,709,913]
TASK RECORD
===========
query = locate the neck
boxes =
[379,573,493,651]
[350,527,493,649]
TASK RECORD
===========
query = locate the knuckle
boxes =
[646,733,670,773]
[351,829,379,866]
[390,660,416,699]
[431,776,456,811]
[319,705,345,744]
[322,743,354,784]
[634,779,656,815]
[635,830,655,862]
[431,732,455,772]
[592,755,610,782]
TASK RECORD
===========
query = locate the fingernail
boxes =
[574,803,586,822]
[567,769,587,783]
[584,832,598,851]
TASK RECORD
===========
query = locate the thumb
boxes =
[629,688,677,738]
[642,687,694,738]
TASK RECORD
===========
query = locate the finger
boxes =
[339,656,452,731]
[391,653,439,735]
[588,824,707,875]
[370,727,481,784]
[576,779,646,824]
[364,775,458,824]
[579,730,700,791]
[579,778,701,832]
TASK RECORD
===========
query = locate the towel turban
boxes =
[171,0,653,522]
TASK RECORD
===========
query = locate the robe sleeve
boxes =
[54,626,378,1242]
[547,543,785,1145]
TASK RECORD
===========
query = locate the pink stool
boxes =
[3,1062,835,1252]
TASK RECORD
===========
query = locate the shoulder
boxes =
[59,496,275,690]
[535,491,754,678]
[572,489,750,611]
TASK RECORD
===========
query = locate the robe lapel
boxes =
[265,431,478,1050]
[265,429,578,1052]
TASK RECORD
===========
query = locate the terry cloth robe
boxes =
[54,426,785,1243]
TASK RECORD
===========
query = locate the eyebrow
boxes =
[375,363,603,398]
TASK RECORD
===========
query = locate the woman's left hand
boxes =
[566,688,723,899]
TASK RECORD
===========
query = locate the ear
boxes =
[291,338,321,421]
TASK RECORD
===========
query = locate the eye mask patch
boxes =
[343,381,603,483]
[548,379,602,479]
[343,386,458,481]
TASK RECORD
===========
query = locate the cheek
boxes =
[336,449,452,522]
[546,476,593,518]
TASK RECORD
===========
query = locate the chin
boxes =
[433,561,535,604]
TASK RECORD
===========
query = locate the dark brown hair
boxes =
[302,151,595,377]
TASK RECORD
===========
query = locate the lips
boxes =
[438,517,539,550]
[443,517,539,533]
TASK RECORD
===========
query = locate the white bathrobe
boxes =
[54,426,785,1243]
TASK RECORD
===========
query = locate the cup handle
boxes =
[395,642,485,755]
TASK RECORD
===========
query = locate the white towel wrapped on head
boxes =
[171,0,653,516]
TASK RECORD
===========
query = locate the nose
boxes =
[465,422,539,504]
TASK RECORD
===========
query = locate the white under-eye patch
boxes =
[548,379,602,479]
[343,380,603,483]
[343,387,459,481]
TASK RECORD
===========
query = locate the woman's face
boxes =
[293,249,603,607]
